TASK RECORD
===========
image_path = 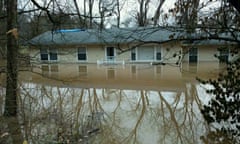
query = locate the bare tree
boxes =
[136,0,151,26]
[73,0,84,28]
[98,0,115,29]
[228,0,240,13]
[173,0,200,32]
[116,0,121,27]
[0,0,7,58]
[98,0,107,29]
[4,0,18,117]
[152,0,165,26]
[88,0,95,28]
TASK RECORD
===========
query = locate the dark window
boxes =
[78,54,86,60]
[219,49,229,63]
[156,52,161,60]
[49,49,58,60]
[40,48,48,60]
[107,47,114,57]
[78,47,87,60]
[41,54,48,60]
[156,47,161,60]
[40,48,58,61]
[189,47,198,63]
[106,47,115,60]
[131,53,136,60]
[189,56,197,62]
[131,48,136,61]
[49,53,57,60]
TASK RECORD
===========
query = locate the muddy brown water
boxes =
[0,62,224,144]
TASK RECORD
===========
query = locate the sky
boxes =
[18,0,220,27]
[18,0,177,26]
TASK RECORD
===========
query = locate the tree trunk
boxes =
[4,0,18,117]
[89,0,94,28]
[98,0,105,29]
[153,0,165,26]
[137,0,150,26]
[116,0,120,28]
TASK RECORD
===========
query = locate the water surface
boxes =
[0,62,223,144]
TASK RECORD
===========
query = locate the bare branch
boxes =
[228,0,240,13]
[30,0,55,24]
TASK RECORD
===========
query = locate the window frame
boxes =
[78,47,87,61]
[131,48,136,61]
[49,48,58,61]
[156,46,162,61]
[189,47,198,63]
[40,48,49,61]
[40,48,58,62]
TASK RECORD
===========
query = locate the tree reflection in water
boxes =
[2,81,208,144]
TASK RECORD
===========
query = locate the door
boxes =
[138,46,154,61]
[106,47,115,61]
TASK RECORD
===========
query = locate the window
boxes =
[106,47,115,60]
[156,53,161,60]
[40,48,48,60]
[189,47,198,63]
[40,48,58,61]
[156,47,161,60]
[78,47,87,60]
[49,49,58,60]
[219,48,229,63]
[131,48,136,61]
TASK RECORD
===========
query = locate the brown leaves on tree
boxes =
[6,28,18,39]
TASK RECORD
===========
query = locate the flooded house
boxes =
[28,27,237,65]
[25,27,236,92]
[25,27,238,92]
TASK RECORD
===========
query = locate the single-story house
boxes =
[28,27,238,64]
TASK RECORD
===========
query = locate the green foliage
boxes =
[198,58,240,143]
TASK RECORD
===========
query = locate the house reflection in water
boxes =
[79,65,88,79]
[41,64,59,78]
[106,67,115,79]
[9,62,222,143]
[34,62,220,90]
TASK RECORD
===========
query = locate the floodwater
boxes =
[0,62,224,144]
